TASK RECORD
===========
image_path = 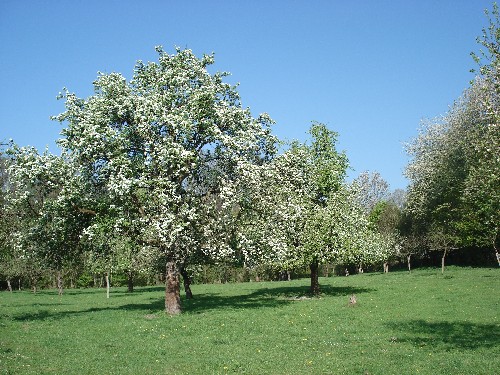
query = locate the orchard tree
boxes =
[236,143,316,277]
[405,4,500,267]
[398,211,427,272]
[53,47,276,314]
[239,123,388,294]
[464,4,500,255]
[350,172,401,272]
[0,153,18,291]
[4,145,90,294]
[367,200,402,272]
[405,107,469,271]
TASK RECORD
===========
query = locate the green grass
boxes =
[1,267,499,374]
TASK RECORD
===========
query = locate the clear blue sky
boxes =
[0,0,493,190]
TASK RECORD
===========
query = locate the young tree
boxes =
[367,200,402,272]
[4,145,90,294]
[398,212,427,273]
[239,123,386,294]
[53,47,276,314]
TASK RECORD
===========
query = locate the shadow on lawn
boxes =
[388,319,500,350]
[11,284,373,321]
[181,284,374,314]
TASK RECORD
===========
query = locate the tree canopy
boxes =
[405,4,500,268]
[50,47,277,313]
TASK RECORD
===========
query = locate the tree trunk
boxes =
[383,262,389,273]
[31,277,37,294]
[57,270,64,296]
[493,237,499,266]
[310,260,320,295]
[105,272,110,299]
[407,254,412,273]
[7,280,12,292]
[180,266,193,299]
[441,249,447,274]
[323,264,329,277]
[165,260,182,315]
[127,270,134,293]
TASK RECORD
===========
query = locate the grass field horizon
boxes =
[1,266,499,374]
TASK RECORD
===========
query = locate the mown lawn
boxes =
[1,267,499,374]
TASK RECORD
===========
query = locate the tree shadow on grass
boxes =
[181,284,374,314]
[387,319,500,350]
[10,284,374,321]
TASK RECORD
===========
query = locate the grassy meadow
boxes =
[1,267,499,374]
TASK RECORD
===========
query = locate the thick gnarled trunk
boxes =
[165,261,182,315]
[310,260,320,295]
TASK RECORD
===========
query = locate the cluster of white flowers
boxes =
[45,47,278,279]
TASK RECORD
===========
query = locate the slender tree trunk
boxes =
[7,280,12,292]
[180,266,193,299]
[310,260,320,295]
[165,260,181,315]
[383,262,389,273]
[57,270,64,296]
[106,272,110,299]
[441,249,447,274]
[127,270,134,293]
[287,270,291,281]
[495,243,500,266]
[407,254,412,273]
[31,277,37,294]
[18,278,21,291]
